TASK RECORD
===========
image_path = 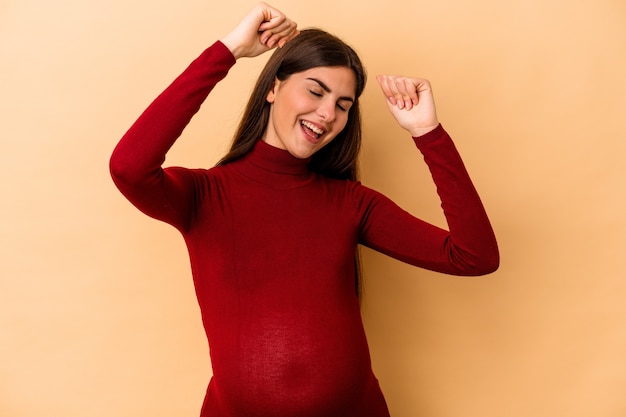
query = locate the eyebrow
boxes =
[306,77,355,103]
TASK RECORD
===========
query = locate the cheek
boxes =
[334,115,350,133]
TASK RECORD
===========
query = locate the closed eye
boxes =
[309,90,350,112]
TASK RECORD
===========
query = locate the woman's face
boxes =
[262,66,357,159]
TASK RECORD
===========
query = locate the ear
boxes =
[266,77,280,103]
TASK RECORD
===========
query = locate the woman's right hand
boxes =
[220,2,299,60]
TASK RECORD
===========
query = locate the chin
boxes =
[284,142,317,159]
[288,149,315,159]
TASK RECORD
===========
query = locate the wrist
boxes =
[409,123,439,138]
[220,34,244,60]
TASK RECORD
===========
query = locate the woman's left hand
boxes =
[376,75,439,137]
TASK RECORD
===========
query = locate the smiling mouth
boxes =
[301,120,325,139]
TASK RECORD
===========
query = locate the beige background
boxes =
[2,0,625,416]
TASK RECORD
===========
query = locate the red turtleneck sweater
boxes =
[110,41,498,417]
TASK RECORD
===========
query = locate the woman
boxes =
[110,3,499,416]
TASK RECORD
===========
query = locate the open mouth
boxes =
[301,120,325,139]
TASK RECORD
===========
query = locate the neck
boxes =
[228,140,314,188]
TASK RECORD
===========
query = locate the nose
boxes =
[316,99,336,122]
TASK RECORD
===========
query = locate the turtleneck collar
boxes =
[229,140,314,188]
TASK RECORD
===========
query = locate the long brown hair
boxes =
[217,28,367,181]
[217,28,367,297]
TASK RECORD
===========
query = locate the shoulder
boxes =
[162,165,229,188]
[323,177,389,211]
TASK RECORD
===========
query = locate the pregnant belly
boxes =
[206,315,376,416]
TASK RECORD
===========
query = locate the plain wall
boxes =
[1,0,625,416]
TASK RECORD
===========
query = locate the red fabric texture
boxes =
[110,41,499,417]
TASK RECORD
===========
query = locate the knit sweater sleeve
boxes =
[357,125,499,276]
[109,41,236,231]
